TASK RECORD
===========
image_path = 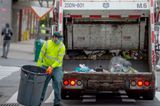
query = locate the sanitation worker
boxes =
[37,31,65,106]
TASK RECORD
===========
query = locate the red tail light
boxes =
[63,80,69,86]
[144,81,150,87]
[137,80,143,87]
[70,80,76,86]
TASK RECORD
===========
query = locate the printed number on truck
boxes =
[64,3,84,8]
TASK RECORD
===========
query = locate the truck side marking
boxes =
[150,0,155,65]
[137,3,148,9]
[64,3,84,8]
[103,3,110,8]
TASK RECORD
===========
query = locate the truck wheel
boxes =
[143,90,155,100]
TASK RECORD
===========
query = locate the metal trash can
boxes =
[17,65,46,106]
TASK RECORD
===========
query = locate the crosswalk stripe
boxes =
[6,91,18,103]
[156,91,160,101]
[119,91,136,103]
[0,66,19,80]
[44,90,54,103]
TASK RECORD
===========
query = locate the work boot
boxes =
[38,103,41,106]
[38,98,44,106]
[38,101,42,106]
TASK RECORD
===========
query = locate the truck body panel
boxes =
[67,23,143,50]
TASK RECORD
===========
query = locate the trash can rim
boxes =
[21,65,47,75]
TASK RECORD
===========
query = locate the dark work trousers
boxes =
[40,66,63,105]
[2,40,10,58]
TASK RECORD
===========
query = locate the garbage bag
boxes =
[109,56,134,73]
[74,64,95,73]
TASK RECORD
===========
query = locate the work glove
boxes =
[46,66,53,75]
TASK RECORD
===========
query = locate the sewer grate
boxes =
[0,104,19,106]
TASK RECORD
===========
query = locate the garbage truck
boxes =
[52,0,157,100]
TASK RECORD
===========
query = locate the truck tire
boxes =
[143,90,155,100]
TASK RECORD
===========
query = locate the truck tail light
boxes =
[77,80,82,86]
[70,80,76,86]
[64,79,82,87]
[130,80,136,86]
[63,80,69,86]
[137,80,143,87]
[144,81,150,87]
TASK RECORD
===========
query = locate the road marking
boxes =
[156,91,160,101]
[0,66,19,80]
[44,90,54,103]
[82,95,96,103]
[6,91,18,103]
[119,91,136,103]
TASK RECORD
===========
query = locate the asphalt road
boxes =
[0,69,160,106]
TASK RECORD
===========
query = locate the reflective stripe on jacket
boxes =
[37,40,66,68]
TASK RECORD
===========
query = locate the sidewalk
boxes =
[0,39,36,67]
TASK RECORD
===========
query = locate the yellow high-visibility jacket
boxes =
[37,40,66,68]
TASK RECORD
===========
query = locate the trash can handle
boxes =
[22,71,35,82]
[27,73,35,82]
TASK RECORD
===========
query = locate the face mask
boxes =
[55,39,61,44]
